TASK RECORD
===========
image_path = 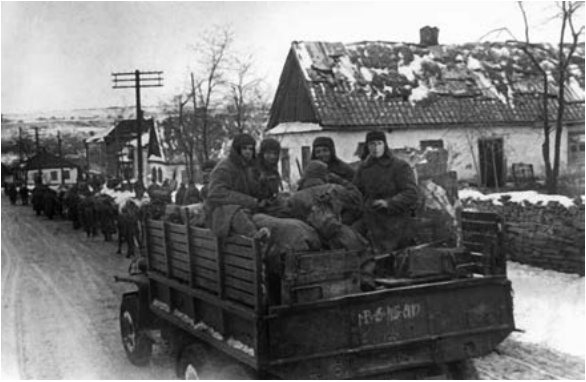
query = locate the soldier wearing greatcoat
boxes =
[353,130,419,253]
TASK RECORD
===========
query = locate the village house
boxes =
[24,150,80,186]
[266,27,585,187]
[85,117,187,186]
[144,122,188,187]
[85,118,154,183]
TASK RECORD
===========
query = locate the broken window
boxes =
[420,139,444,150]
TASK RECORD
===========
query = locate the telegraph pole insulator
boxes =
[112,70,163,185]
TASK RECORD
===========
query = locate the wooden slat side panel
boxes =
[192,246,218,261]
[167,222,188,235]
[224,235,255,247]
[195,277,219,293]
[170,257,190,273]
[190,227,216,240]
[193,256,218,271]
[224,276,255,295]
[169,241,190,255]
[225,288,255,307]
[149,236,166,248]
[147,227,165,239]
[147,219,164,229]
[225,264,254,282]
[224,253,254,271]
[193,266,218,282]
[223,243,255,260]
[191,238,218,256]
[168,232,188,245]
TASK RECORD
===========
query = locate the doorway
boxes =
[478,138,505,188]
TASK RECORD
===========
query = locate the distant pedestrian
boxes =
[175,183,186,205]
[19,183,29,205]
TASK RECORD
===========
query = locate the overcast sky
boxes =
[1,1,582,114]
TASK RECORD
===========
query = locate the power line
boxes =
[112,70,163,184]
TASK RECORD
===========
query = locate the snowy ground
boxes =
[459,188,583,207]
[508,261,585,357]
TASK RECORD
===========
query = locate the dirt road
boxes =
[1,195,175,379]
[1,194,584,379]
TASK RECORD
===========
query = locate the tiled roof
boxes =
[292,41,585,127]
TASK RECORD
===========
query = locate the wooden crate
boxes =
[281,250,362,304]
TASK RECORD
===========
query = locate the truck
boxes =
[116,208,514,379]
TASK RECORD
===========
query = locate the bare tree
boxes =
[226,53,269,138]
[191,26,235,163]
[516,1,584,194]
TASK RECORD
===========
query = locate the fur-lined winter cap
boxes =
[365,130,387,145]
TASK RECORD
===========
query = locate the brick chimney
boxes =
[420,26,439,46]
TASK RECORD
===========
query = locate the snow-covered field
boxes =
[508,261,585,357]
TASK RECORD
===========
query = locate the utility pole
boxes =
[19,127,23,182]
[34,127,41,184]
[58,131,64,184]
[112,70,163,185]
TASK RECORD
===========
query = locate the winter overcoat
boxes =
[207,137,259,237]
[353,149,419,252]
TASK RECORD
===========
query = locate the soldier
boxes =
[19,182,29,205]
[257,138,282,201]
[311,136,355,182]
[206,133,260,238]
[353,130,419,253]
[183,180,201,205]
[175,182,187,205]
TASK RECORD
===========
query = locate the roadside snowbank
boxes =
[459,189,583,207]
[508,261,585,357]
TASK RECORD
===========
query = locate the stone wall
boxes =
[461,197,585,275]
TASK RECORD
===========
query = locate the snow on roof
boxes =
[267,122,323,135]
[459,189,583,208]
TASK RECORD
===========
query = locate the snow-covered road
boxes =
[1,193,584,379]
[1,195,175,379]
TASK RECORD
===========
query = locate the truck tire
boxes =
[448,359,479,380]
[177,342,224,380]
[120,293,152,366]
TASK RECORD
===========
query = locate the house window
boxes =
[420,140,444,150]
[50,171,58,181]
[157,167,163,183]
[568,133,585,166]
[63,169,70,180]
[151,168,157,182]
[281,148,290,181]
[301,146,311,170]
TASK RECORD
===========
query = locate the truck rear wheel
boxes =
[448,359,479,380]
[120,293,152,366]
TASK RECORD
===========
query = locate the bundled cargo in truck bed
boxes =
[115,209,514,379]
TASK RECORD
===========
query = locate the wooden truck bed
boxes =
[143,210,514,378]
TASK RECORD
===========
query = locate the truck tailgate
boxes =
[265,277,514,378]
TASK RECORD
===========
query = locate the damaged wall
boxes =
[269,122,571,186]
[462,197,585,275]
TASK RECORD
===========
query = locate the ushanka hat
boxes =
[365,130,387,144]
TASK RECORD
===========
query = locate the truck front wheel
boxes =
[177,342,224,380]
[120,293,152,366]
